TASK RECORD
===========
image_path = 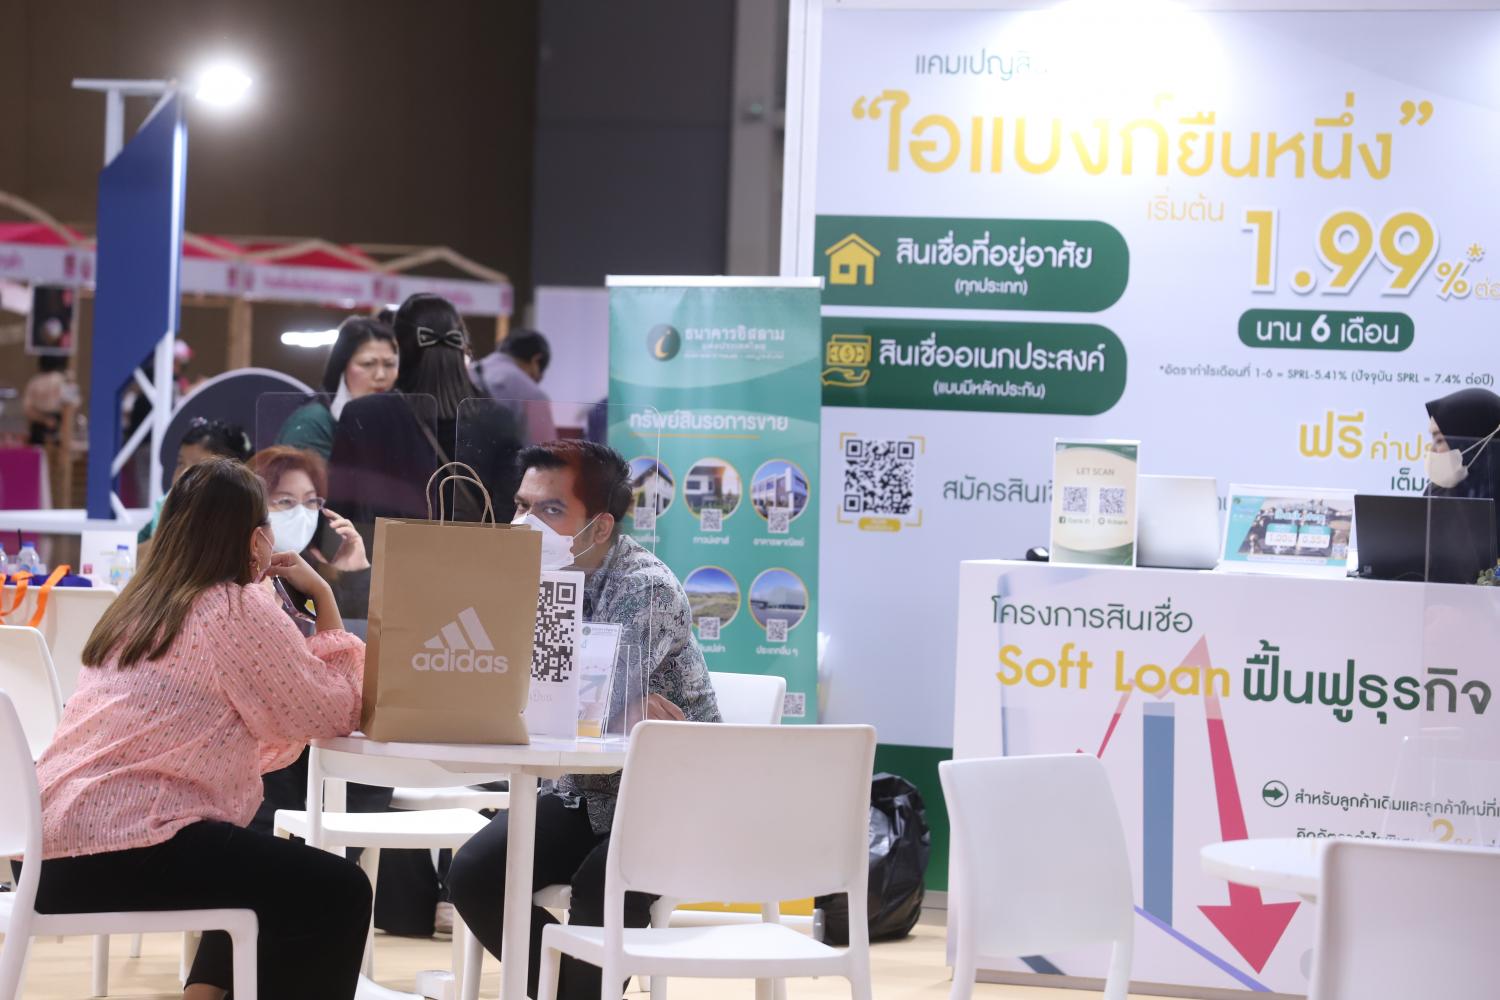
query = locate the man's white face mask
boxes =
[512,512,601,571]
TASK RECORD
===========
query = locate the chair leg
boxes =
[128,933,142,958]
[91,934,109,997]
[359,847,382,981]
[450,915,467,999]
[849,961,874,1000]
[650,974,668,1000]
[1102,936,1132,1000]
[755,980,775,1000]
[536,940,561,1000]
[460,929,484,1000]
[229,925,258,1000]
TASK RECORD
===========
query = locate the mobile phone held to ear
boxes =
[271,576,318,637]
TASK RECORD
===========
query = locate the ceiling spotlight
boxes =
[194,60,253,107]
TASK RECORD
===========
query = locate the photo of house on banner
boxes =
[749,568,809,634]
[684,458,742,518]
[628,456,675,516]
[750,459,810,521]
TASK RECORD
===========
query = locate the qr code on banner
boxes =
[532,578,579,682]
[698,616,721,640]
[1099,487,1126,516]
[782,692,807,719]
[842,438,916,516]
[701,508,723,532]
[634,504,656,531]
[768,509,791,535]
[766,618,789,644]
[1062,486,1089,514]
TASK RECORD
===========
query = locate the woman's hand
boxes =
[310,508,369,572]
[265,551,332,600]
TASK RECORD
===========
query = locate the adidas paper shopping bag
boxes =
[363,464,542,743]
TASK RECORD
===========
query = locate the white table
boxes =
[314,733,631,1000]
[0,507,150,535]
[1200,837,1323,901]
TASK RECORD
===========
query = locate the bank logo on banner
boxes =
[825,233,881,286]
[648,323,682,361]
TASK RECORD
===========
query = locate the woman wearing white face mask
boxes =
[1425,388,1500,501]
[248,447,368,572]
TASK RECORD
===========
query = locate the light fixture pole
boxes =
[71,78,181,516]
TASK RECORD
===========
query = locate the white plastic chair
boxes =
[0,626,64,758]
[536,721,876,1000]
[1310,839,1500,1000]
[0,689,259,999]
[940,754,1133,1000]
[274,744,502,995]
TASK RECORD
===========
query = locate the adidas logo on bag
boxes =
[411,607,510,674]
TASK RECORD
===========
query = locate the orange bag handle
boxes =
[27,565,70,630]
[1,571,31,621]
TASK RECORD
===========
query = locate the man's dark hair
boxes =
[500,328,550,373]
[518,440,632,522]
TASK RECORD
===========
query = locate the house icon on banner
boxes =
[825,233,880,286]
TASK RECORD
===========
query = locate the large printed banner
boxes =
[791,5,1500,791]
[607,279,822,721]
[955,560,1500,993]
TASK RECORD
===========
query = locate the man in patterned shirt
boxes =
[448,439,720,1000]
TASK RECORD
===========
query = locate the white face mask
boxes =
[1426,448,1469,489]
[268,505,319,554]
[1426,421,1500,490]
[512,512,601,571]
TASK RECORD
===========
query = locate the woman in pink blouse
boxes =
[26,458,371,1000]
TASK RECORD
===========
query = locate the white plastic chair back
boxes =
[707,671,786,724]
[11,587,115,702]
[0,626,64,758]
[941,754,1133,956]
[0,689,45,992]
[609,722,875,909]
[1311,840,1500,1000]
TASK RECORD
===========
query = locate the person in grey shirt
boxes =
[447,439,720,1000]
[471,328,557,445]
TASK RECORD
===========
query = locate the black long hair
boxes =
[392,293,481,420]
[321,315,398,395]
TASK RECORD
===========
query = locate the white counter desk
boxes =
[952,559,1500,997]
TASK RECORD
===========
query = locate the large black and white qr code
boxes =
[533,575,581,683]
[841,438,916,516]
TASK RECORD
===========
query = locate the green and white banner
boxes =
[607,278,822,722]
[783,2,1500,892]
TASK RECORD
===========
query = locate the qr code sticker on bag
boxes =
[842,438,915,516]
[698,616,721,640]
[533,578,578,682]
[766,618,789,643]
[634,504,656,531]
[782,692,806,719]
[768,508,791,534]
[701,508,723,532]
[1062,486,1089,514]
[1099,487,1126,516]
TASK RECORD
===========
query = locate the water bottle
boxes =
[0,544,8,581]
[16,540,43,576]
[108,545,135,589]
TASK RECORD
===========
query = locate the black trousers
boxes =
[447,791,656,1000]
[23,821,371,999]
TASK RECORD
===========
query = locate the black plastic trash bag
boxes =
[817,772,931,945]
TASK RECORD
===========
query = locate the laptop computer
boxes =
[1137,475,1221,570]
[1353,494,1497,584]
